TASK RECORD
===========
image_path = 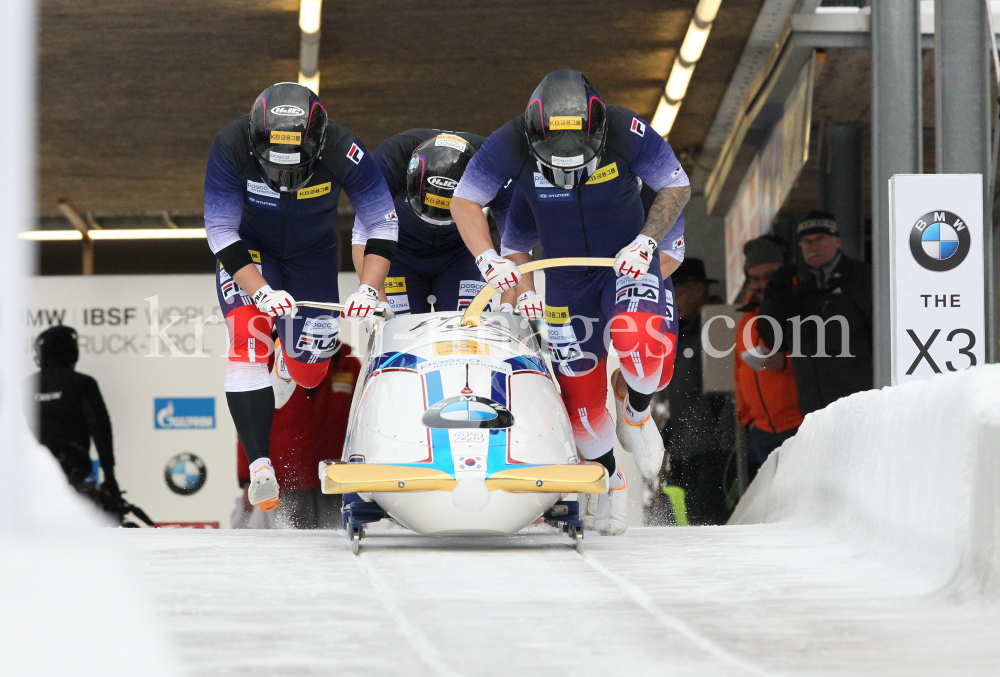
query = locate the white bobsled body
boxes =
[336,312,586,535]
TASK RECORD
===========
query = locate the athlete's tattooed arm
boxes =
[641,185,691,242]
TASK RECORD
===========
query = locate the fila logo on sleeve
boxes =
[347,143,365,164]
[630,118,646,137]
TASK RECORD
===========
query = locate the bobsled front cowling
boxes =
[340,312,582,534]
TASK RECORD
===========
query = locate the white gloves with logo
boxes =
[475,249,522,293]
[613,235,658,279]
[516,291,545,321]
[343,284,380,318]
[253,285,297,317]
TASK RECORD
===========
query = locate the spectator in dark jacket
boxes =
[24,325,121,502]
[758,211,873,415]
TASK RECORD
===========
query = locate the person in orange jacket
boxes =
[235,344,361,528]
[734,238,803,479]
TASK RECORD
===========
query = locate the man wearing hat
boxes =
[660,258,736,525]
[757,210,873,415]
[734,238,803,478]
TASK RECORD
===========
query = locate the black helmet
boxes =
[405,134,476,226]
[34,325,79,369]
[248,82,328,193]
[524,70,607,189]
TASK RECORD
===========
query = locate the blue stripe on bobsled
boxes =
[391,369,455,475]
[504,355,550,377]
[364,351,425,383]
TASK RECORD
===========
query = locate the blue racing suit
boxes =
[454,104,689,458]
[352,129,513,314]
[205,114,397,385]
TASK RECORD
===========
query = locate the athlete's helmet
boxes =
[524,70,607,189]
[248,83,328,193]
[34,325,79,369]
[405,133,476,227]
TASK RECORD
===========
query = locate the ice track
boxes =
[124,524,1000,677]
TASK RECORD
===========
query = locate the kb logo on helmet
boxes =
[270,105,305,117]
[427,176,459,191]
[909,210,971,272]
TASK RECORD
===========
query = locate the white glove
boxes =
[613,234,658,279]
[343,284,380,318]
[475,249,522,293]
[497,303,514,314]
[377,301,395,320]
[516,291,545,321]
[253,285,297,317]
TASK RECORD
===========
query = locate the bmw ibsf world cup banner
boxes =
[889,174,986,384]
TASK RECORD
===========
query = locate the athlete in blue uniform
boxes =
[351,130,513,315]
[205,82,398,511]
[451,70,690,535]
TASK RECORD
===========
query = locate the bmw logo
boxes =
[909,210,971,272]
[164,452,207,495]
[421,395,514,429]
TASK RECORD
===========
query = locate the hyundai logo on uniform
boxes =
[155,398,216,429]
[164,452,207,495]
[427,176,459,190]
[270,105,305,116]
[909,210,971,272]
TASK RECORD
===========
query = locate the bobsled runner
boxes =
[315,258,615,553]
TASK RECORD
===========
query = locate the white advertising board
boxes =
[889,174,985,385]
[24,273,366,528]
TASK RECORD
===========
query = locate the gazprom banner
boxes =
[889,174,986,385]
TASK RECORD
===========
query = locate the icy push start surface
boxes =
[126,527,1000,677]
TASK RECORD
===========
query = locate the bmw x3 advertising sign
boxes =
[889,174,985,385]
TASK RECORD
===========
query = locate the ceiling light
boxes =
[651,99,681,137]
[19,229,207,241]
[18,231,83,241]
[695,0,723,23]
[299,71,320,95]
[665,60,695,103]
[679,23,712,64]
[652,0,723,137]
[299,0,322,34]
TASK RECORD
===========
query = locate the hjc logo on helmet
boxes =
[427,176,459,190]
[270,105,305,117]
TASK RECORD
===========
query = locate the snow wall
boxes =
[730,365,1000,601]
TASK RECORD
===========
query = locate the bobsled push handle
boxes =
[460,257,617,327]
[297,301,388,317]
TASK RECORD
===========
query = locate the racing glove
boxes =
[516,291,545,321]
[497,303,514,314]
[343,284,380,318]
[613,235,658,279]
[475,249,522,293]
[253,285,297,317]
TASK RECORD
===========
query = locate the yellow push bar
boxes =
[320,461,607,494]
[459,257,616,327]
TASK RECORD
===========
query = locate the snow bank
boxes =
[730,365,1000,600]
[1,437,177,676]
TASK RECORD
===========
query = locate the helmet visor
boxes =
[255,155,318,193]
[536,157,599,189]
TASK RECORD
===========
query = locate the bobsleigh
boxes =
[312,258,615,553]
